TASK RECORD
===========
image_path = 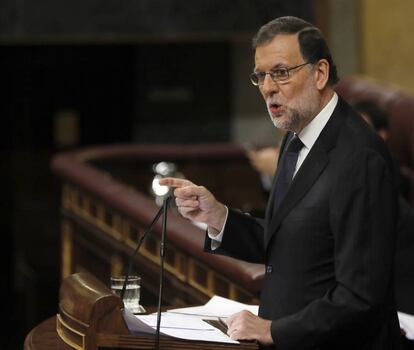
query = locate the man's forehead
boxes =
[254,33,302,69]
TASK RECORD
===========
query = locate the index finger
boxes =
[158,177,194,188]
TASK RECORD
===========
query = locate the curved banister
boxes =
[51,143,266,300]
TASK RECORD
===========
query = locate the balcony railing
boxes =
[51,143,267,307]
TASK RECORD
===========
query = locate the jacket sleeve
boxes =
[204,208,266,264]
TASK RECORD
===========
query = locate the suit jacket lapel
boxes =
[264,97,350,248]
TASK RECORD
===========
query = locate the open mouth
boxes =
[269,103,282,114]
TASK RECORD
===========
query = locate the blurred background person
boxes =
[353,100,414,317]
[353,100,409,197]
[246,144,280,196]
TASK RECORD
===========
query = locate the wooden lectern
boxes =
[57,272,259,350]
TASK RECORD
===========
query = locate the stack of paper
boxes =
[136,312,238,343]
[134,295,259,344]
[167,295,259,318]
[398,311,414,340]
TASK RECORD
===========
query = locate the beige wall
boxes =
[328,0,358,78]
[360,0,414,94]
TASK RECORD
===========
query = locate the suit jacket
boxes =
[206,97,402,350]
[394,196,414,314]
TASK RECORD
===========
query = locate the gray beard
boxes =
[268,108,305,132]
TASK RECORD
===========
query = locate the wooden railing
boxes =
[51,143,267,307]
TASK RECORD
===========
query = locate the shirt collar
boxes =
[298,92,338,150]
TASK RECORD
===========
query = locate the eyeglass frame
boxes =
[250,62,312,86]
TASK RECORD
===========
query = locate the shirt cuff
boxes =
[207,206,229,250]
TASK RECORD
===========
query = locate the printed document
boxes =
[167,295,259,318]
[134,295,259,343]
[398,311,414,340]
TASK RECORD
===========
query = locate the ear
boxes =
[313,59,330,90]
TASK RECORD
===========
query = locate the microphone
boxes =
[119,195,171,350]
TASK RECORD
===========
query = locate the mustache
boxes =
[266,98,283,106]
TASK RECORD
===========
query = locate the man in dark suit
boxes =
[160,16,401,349]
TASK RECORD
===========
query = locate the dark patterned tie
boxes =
[272,134,304,212]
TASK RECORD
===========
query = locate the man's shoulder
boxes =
[326,100,394,172]
[335,102,388,154]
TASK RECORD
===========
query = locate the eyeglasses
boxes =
[250,62,311,86]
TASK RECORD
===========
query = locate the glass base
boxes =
[130,304,147,314]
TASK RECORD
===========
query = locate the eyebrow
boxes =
[272,63,286,69]
[254,63,287,73]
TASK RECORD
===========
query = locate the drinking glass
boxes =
[110,275,145,314]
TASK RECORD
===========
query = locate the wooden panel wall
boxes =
[360,0,414,94]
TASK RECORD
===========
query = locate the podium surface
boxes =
[25,271,258,350]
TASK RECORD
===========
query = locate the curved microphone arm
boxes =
[120,196,172,301]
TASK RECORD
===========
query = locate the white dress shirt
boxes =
[294,92,338,176]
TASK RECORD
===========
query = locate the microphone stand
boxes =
[154,195,170,350]
[119,195,170,303]
[119,195,171,350]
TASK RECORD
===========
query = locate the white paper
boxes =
[138,313,214,330]
[134,295,260,344]
[167,295,259,318]
[136,312,239,344]
[398,311,414,340]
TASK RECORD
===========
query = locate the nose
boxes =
[260,74,279,99]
